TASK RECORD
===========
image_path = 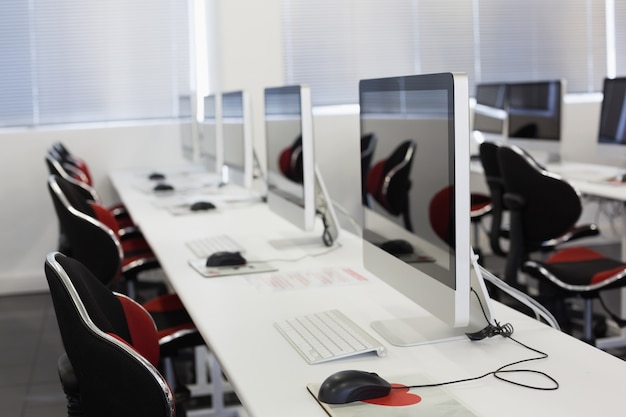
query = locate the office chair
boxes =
[45,149,134,229]
[47,174,155,296]
[365,139,417,232]
[44,252,178,417]
[497,144,626,344]
[50,142,94,185]
[360,133,378,205]
[479,141,599,259]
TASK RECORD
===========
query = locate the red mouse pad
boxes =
[363,383,421,406]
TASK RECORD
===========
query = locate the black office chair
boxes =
[47,174,157,298]
[479,141,599,261]
[45,148,134,229]
[497,144,626,343]
[365,139,417,232]
[45,251,179,417]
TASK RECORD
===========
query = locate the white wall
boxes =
[0,122,188,294]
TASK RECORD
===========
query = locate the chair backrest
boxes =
[498,144,582,246]
[365,139,417,231]
[46,148,92,187]
[44,252,175,417]
[50,142,94,185]
[497,144,582,283]
[47,174,123,286]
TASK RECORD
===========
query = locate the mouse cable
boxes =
[246,242,343,265]
[392,288,559,392]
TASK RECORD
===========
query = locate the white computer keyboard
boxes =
[185,234,245,258]
[274,309,387,364]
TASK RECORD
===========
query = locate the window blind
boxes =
[0,0,190,128]
[476,0,606,93]
[615,0,626,77]
[282,0,610,106]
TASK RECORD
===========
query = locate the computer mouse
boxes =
[205,251,247,267]
[317,370,391,404]
[153,183,174,192]
[148,172,166,180]
[378,239,414,256]
[190,201,216,211]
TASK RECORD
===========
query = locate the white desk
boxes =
[111,169,626,417]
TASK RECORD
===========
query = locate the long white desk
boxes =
[111,169,626,417]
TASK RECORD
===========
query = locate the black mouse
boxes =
[148,172,166,180]
[378,239,414,256]
[318,370,391,404]
[153,183,174,192]
[206,251,247,267]
[190,201,216,211]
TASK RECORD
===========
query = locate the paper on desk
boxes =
[307,373,479,417]
[245,267,370,291]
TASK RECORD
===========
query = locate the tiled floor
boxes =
[0,292,66,417]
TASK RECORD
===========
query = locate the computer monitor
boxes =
[221,90,253,188]
[264,84,339,246]
[472,83,508,143]
[199,93,222,175]
[178,95,196,162]
[506,80,565,162]
[596,77,626,160]
[359,72,494,346]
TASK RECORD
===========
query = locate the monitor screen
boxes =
[598,77,626,145]
[476,83,507,110]
[221,90,253,188]
[199,93,221,174]
[473,83,507,141]
[264,85,316,232]
[506,80,564,161]
[360,72,491,346]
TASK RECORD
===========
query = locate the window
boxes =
[0,0,190,128]
[282,0,610,106]
[615,0,626,76]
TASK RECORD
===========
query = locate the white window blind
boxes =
[0,0,190,128]
[615,1,626,76]
[282,0,610,106]
[476,0,606,93]
[282,0,417,106]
